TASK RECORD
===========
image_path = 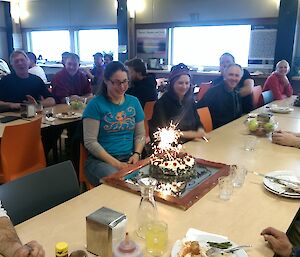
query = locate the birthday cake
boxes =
[149,123,197,183]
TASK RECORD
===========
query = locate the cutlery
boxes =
[206,245,252,256]
[249,171,300,187]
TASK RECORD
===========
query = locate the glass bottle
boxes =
[136,177,158,239]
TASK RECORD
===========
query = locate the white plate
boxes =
[56,112,82,119]
[263,170,300,198]
[269,105,294,114]
[171,233,248,257]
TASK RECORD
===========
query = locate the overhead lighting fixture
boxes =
[11,0,29,24]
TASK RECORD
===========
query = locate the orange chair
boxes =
[252,85,263,109]
[79,143,94,190]
[143,101,156,142]
[197,107,213,132]
[196,82,212,101]
[0,118,46,182]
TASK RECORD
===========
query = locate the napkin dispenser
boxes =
[20,103,36,118]
[86,207,127,257]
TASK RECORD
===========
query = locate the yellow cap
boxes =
[55,242,68,256]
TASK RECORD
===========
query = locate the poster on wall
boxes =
[136,29,167,55]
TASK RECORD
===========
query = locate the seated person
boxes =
[263,60,293,100]
[61,51,70,66]
[52,53,92,103]
[0,202,45,257]
[104,53,113,66]
[261,227,300,257]
[83,61,145,186]
[272,130,300,148]
[0,50,55,109]
[0,58,11,79]
[85,52,105,94]
[27,52,48,83]
[149,63,206,143]
[212,53,254,113]
[197,63,243,129]
[125,58,158,109]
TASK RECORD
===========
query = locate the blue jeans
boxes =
[85,154,131,186]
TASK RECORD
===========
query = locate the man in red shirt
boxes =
[52,53,92,103]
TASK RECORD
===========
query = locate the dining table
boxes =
[12,96,300,257]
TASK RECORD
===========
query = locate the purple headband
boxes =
[169,64,191,82]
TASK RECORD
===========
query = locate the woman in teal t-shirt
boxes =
[83,61,145,186]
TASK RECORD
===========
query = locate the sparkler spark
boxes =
[152,122,183,161]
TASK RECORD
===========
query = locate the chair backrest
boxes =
[196,82,212,101]
[262,90,274,105]
[79,143,94,190]
[0,161,80,225]
[252,85,263,109]
[197,107,213,132]
[0,118,46,182]
[144,101,156,141]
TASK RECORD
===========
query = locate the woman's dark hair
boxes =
[99,61,128,98]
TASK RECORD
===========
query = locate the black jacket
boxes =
[149,89,202,143]
[197,82,242,129]
[126,74,157,109]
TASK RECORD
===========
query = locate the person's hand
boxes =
[194,129,209,140]
[261,227,293,257]
[128,153,140,164]
[282,75,290,86]
[112,160,128,170]
[272,131,300,147]
[13,241,45,257]
[26,95,38,105]
[69,95,81,101]
[8,102,21,109]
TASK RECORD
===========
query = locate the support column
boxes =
[117,0,128,63]
[274,0,298,69]
[3,1,13,57]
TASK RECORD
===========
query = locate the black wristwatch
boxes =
[133,151,141,159]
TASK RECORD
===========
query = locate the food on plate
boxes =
[178,241,206,257]
[207,241,232,249]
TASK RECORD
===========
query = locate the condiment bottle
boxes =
[113,233,144,257]
[56,242,69,257]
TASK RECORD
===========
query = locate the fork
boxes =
[206,245,252,256]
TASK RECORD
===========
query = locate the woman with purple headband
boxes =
[149,63,206,143]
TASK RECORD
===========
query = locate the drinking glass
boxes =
[229,165,247,188]
[244,135,257,151]
[218,176,233,200]
[146,220,168,256]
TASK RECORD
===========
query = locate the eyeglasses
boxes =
[109,79,130,87]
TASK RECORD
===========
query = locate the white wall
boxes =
[136,0,279,24]
[21,0,117,29]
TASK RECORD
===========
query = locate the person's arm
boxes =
[264,75,283,100]
[128,121,146,164]
[0,101,20,109]
[83,118,128,170]
[0,217,45,257]
[239,78,254,97]
[272,131,300,148]
[261,227,293,257]
[181,128,207,140]
[282,76,293,97]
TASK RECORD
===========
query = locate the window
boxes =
[78,29,118,62]
[172,25,251,68]
[29,30,71,62]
